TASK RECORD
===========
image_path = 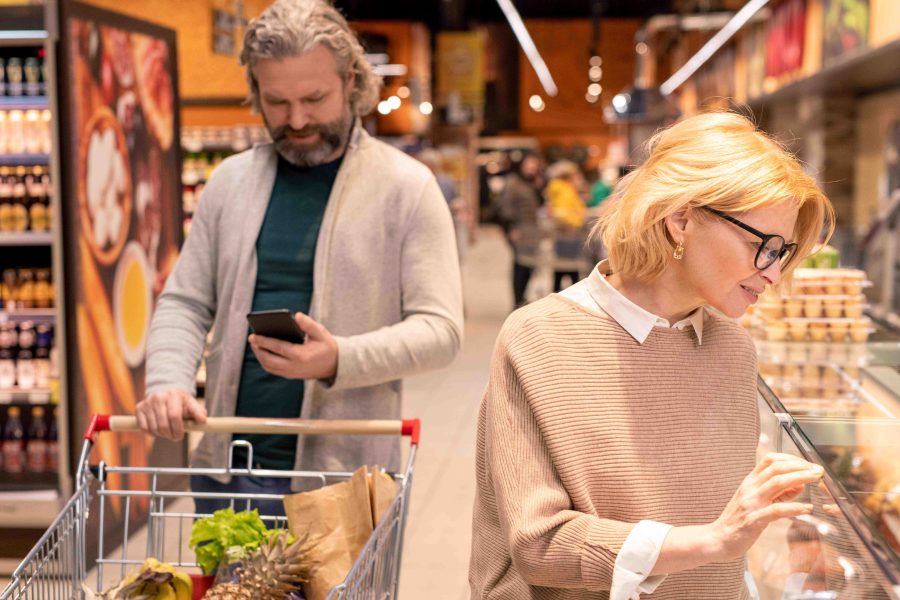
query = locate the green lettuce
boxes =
[188,508,271,575]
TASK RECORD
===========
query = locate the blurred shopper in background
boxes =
[545,160,587,291]
[589,164,619,209]
[469,112,835,599]
[418,147,470,264]
[493,153,544,308]
[139,0,462,515]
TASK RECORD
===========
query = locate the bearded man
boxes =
[139,0,462,513]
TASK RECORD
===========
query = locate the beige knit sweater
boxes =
[469,294,759,599]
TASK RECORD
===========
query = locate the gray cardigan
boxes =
[145,125,463,483]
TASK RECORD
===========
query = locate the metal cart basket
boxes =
[1,414,420,600]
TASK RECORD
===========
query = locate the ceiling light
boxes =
[373,64,408,77]
[612,93,629,112]
[585,92,599,104]
[377,101,391,115]
[528,94,545,112]
[660,0,770,96]
[397,86,410,98]
[419,101,433,115]
[589,66,603,81]
[589,55,602,67]
[387,95,401,110]
[587,83,602,96]
[496,0,558,97]
[635,42,649,55]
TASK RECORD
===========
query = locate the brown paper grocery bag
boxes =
[368,465,398,527]
[284,466,373,600]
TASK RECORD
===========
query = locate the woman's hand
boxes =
[710,452,824,560]
[652,452,825,576]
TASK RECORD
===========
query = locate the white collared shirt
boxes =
[558,261,704,600]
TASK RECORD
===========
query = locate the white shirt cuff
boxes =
[610,520,673,600]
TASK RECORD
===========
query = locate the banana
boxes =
[171,571,193,600]
[138,558,192,600]
[154,583,177,600]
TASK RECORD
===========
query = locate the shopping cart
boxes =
[0,413,421,600]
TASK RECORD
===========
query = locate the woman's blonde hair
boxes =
[592,111,835,283]
[240,0,382,117]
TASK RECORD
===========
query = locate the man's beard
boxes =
[267,108,353,167]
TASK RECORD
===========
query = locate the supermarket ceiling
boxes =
[334,0,678,28]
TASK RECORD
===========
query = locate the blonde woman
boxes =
[469,112,835,600]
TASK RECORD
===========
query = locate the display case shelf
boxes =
[0,154,50,167]
[752,379,900,599]
[0,309,55,324]
[0,232,52,246]
[0,96,47,110]
[0,388,51,404]
[0,489,59,529]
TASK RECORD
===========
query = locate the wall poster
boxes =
[58,0,183,562]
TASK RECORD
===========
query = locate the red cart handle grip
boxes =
[84,414,111,441]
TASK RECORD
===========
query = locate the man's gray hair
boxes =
[240,0,382,116]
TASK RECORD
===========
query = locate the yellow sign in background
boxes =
[436,31,485,107]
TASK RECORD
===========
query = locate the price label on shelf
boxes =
[28,390,49,404]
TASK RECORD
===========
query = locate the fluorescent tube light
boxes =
[495,0,558,97]
[660,0,769,96]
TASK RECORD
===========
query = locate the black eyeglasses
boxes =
[704,207,798,271]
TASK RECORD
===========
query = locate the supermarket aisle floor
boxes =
[398,226,512,600]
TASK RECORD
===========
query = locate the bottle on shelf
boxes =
[6,110,25,154]
[0,322,15,388]
[16,321,35,390]
[34,269,52,309]
[0,166,13,232]
[11,166,29,231]
[26,405,47,473]
[1,268,17,310]
[0,110,6,154]
[23,57,41,97]
[3,406,26,477]
[33,323,52,387]
[5,57,23,97]
[46,405,57,474]
[17,268,35,309]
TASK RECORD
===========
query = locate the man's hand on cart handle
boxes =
[249,311,338,381]
[136,389,208,441]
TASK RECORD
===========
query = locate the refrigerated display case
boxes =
[751,366,900,599]
[0,1,72,574]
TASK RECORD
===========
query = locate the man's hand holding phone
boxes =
[249,311,338,381]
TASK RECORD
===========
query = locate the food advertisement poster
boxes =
[58,1,182,554]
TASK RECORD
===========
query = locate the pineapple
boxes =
[202,582,251,599]
[203,532,312,600]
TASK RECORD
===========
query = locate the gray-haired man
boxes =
[139,0,463,512]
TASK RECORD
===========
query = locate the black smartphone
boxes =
[247,309,306,344]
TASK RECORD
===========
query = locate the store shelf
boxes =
[0,308,55,324]
[0,231,52,246]
[748,38,900,107]
[182,140,250,153]
[0,489,60,529]
[0,153,50,167]
[0,388,51,404]
[0,96,47,110]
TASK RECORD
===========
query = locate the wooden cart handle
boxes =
[84,414,420,446]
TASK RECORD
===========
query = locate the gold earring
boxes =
[673,243,685,260]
